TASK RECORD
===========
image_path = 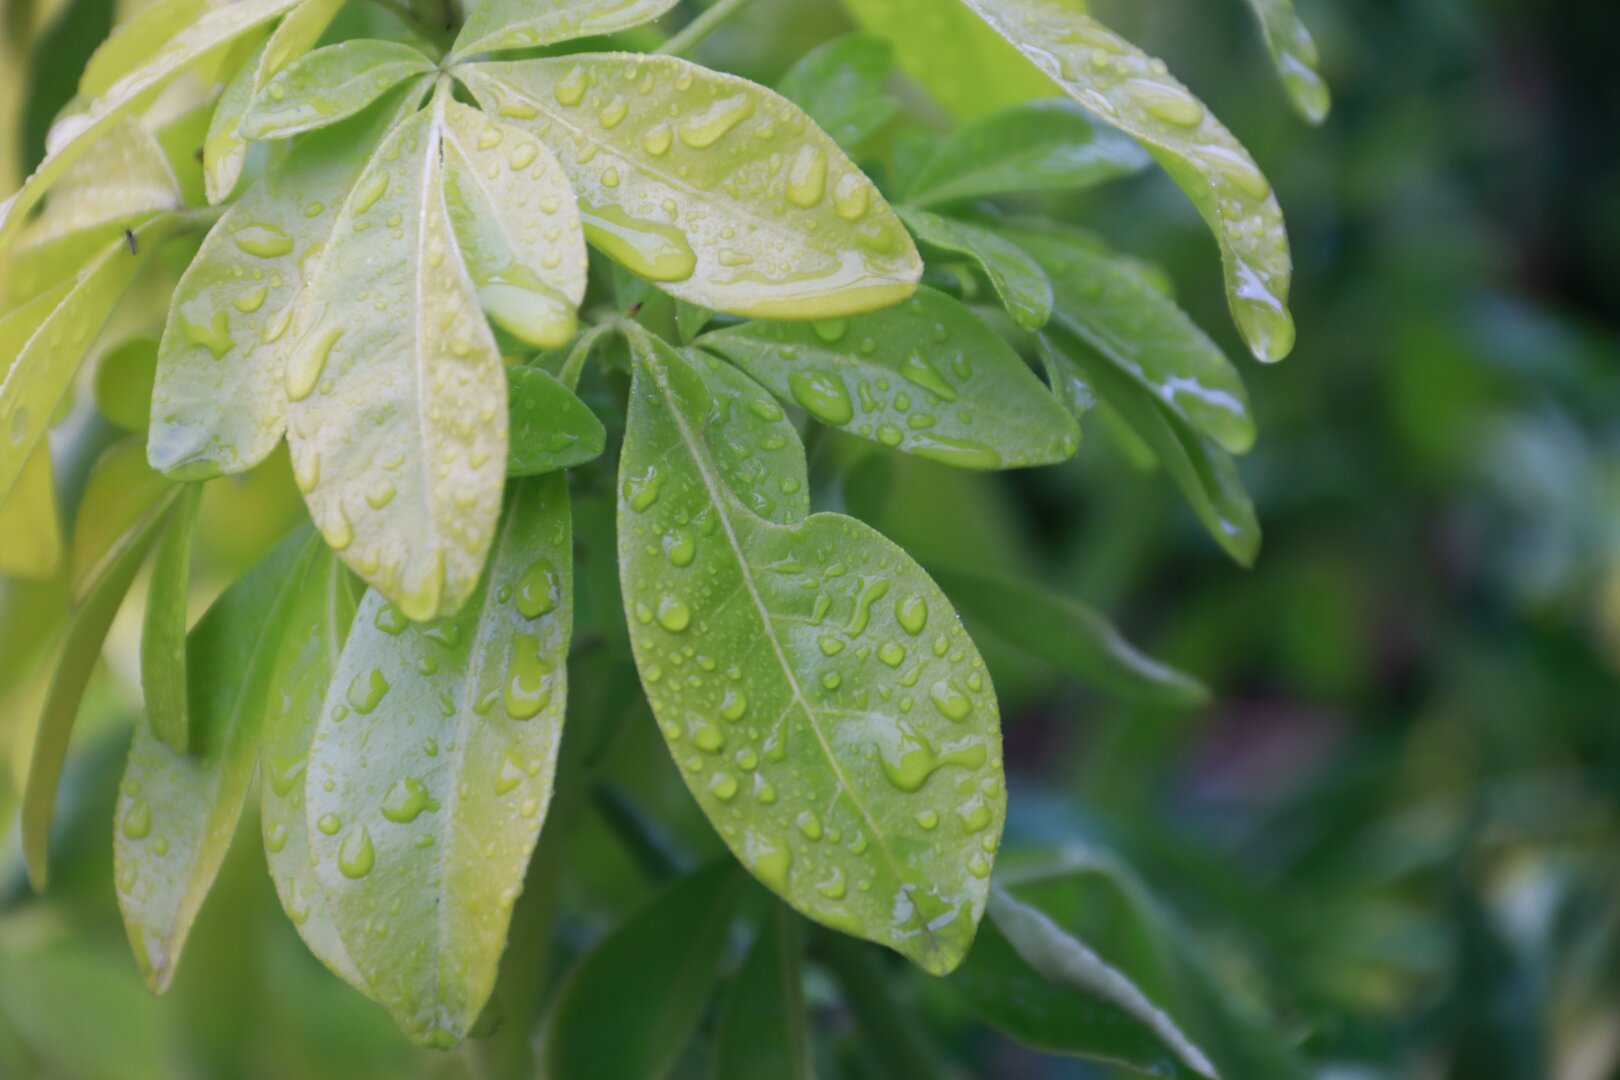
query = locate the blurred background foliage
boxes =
[3,0,1619,1078]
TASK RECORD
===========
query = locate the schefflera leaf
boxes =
[896,206,1053,330]
[305,475,573,1048]
[285,99,508,622]
[618,328,1005,976]
[449,0,680,63]
[439,101,587,350]
[114,529,321,992]
[958,0,1296,362]
[700,287,1078,471]
[1248,0,1331,124]
[151,89,424,480]
[505,365,604,477]
[241,40,436,142]
[456,54,923,319]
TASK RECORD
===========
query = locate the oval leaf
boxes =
[958,0,1295,362]
[306,475,572,1048]
[457,54,922,319]
[619,329,1005,975]
[505,365,605,477]
[896,206,1053,330]
[140,483,202,753]
[450,0,681,63]
[700,286,1078,470]
[684,346,810,522]
[242,40,436,141]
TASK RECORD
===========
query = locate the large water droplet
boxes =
[338,825,375,878]
[505,632,554,719]
[581,203,697,283]
[678,92,755,148]
[788,371,854,425]
[380,777,438,823]
[346,668,390,714]
[515,558,560,619]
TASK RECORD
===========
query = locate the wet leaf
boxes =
[896,207,1052,330]
[684,346,809,522]
[0,446,61,578]
[440,100,586,349]
[505,365,605,477]
[712,905,814,1080]
[904,99,1148,208]
[0,0,303,250]
[286,99,508,621]
[776,34,900,151]
[259,539,367,991]
[619,329,1004,975]
[450,0,681,63]
[306,475,572,1047]
[1006,224,1254,455]
[115,529,317,992]
[1247,0,1331,124]
[958,0,1295,361]
[151,89,422,481]
[540,861,745,1079]
[140,483,202,753]
[458,55,922,319]
[242,40,436,142]
[700,286,1078,471]
[78,0,208,99]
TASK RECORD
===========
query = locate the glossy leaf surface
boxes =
[115,529,317,992]
[450,0,681,62]
[458,55,922,319]
[619,330,1004,975]
[242,41,436,141]
[896,206,1052,330]
[1247,0,1330,123]
[904,99,1148,207]
[959,0,1295,361]
[701,287,1078,470]
[285,101,507,621]
[306,476,572,1047]
[440,100,587,350]
[140,483,202,753]
[684,346,810,522]
[505,365,604,477]
[776,34,900,151]
[712,905,813,1080]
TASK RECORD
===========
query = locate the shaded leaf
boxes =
[958,0,1295,361]
[896,206,1052,330]
[307,475,573,1047]
[458,55,922,319]
[0,446,61,578]
[712,905,814,1080]
[92,338,159,431]
[69,437,174,604]
[776,34,900,151]
[619,329,1004,975]
[505,364,605,477]
[243,40,436,141]
[1247,0,1330,124]
[450,0,681,63]
[700,286,1077,470]
[140,483,202,753]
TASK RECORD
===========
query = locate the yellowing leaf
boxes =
[285,99,508,621]
[958,0,1296,362]
[457,55,922,319]
[450,0,681,63]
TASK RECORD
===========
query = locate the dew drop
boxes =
[121,799,151,840]
[896,596,927,636]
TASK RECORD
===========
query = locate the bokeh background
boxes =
[3,0,1618,1077]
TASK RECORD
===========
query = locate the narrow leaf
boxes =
[69,435,174,606]
[78,0,209,99]
[776,34,900,151]
[140,483,202,753]
[242,40,436,141]
[151,89,422,480]
[540,862,745,1079]
[958,0,1295,362]
[450,0,681,63]
[439,100,587,349]
[1247,0,1330,124]
[896,207,1053,330]
[904,99,1149,207]
[0,445,61,578]
[307,475,573,1047]
[712,905,814,1080]
[700,286,1078,470]
[115,529,317,991]
[619,330,1005,975]
[506,365,605,477]
[458,55,922,319]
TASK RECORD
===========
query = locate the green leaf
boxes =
[950,887,1217,1078]
[242,40,436,141]
[258,539,367,992]
[540,861,746,1079]
[0,216,174,509]
[114,529,318,992]
[286,99,508,621]
[700,286,1078,470]
[151,89,423,481]
[927,564,1210,708]
[440,100,587,349]
[683,346,809,522]
[619,329,1005,975]
[712,905,814,1080]
[776,34,900,151]
[306,475,573,1047]
[1247,0,1330,124]
[896,206,1052,330]
[78,0,208,99]
[840,0,1057,122]
[68,439,175,602]
[957,0,1295,362]
[0,446,61,579]
[505,365,605,477]
[1005,224,1255,455]
[1039,332,1259,566]
[0,0,304,251]
[93,338,159,431]
[674,298,712,343]
[904,99,1149,208]
[457,55,923,319]
[22,442,177,889]
[449,0,681,63]
[140,483,202,753]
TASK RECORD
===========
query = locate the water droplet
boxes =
[352,171,390,214]
[515,558,561,618]
[896,596,927,636]
[380,777,438,823]
[929,680,972,721]
[1127,78,1205,127]
[899,349,958,402]
[679,92,755,148]
[581,203,696,283]
[720,687,748,722]
[338,825,375,878]
[796,811,823,840]
[745,831,792,890]
[786,145,827,208]
[285,328,340,402]
[915,810,939,830]
[708,772,739,801]
[878,642,905,667]
[233,224,294,258]
[346,668,390,714]
[662,529,696,567]
[234,285,268,313]
[788,370,854,425]
[642,123,673,155]
[554,65,588,106]
[505,632,554,719]
[495,750,526,795]
[266,823,288,852]
[832,174,870,221]
[657,595,691,632]
[121,799,151,839]
[317,813,342,835]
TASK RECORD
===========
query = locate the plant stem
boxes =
[655,0,760,57]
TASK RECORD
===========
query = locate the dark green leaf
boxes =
[506,365,606,477]
[776,34,900,151]
[896,206,1052,330]
[712,905,813,1080]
